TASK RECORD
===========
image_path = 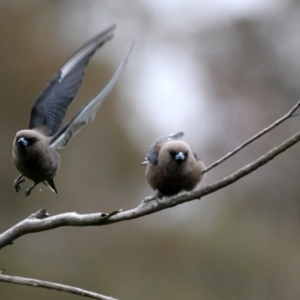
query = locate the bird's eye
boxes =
[30,138,36,143]
[169,150,177,158]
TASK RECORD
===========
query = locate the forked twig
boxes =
[1,102,300,299]
[1,129,300,250]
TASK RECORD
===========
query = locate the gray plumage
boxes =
[13,24,132,196]
[143,132,205,197]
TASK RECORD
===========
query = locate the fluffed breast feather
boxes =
[144,133,205,197]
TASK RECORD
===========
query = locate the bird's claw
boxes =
[25,187,33,197]
[14,178,25,193]
[154,190,164,199]
[142,190,164,205]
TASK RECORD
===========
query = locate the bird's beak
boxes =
[175,152,185,161]
[17,137,29,148]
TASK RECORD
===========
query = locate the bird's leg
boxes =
[154,190,164,199]
[25,183,38,197]
[14,174,25,192]
[142,190,164,205]
[153,190,165,205]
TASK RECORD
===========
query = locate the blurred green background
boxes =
[1,1,300,299]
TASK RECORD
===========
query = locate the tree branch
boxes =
[1,102,300,299]
[203,100,300,173]
[0,270,117,300]
[1,129,300,250]
[0,210,120,249]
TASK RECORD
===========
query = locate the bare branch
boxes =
[1,129,300,250]
[0,270,117,300]
[0,210,120,249]
[203,100,300,173]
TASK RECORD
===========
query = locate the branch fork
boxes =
[1,101,300,299]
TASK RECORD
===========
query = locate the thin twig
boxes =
[203,100,300,173]
[0,270,117,300]
[1,129,300,250]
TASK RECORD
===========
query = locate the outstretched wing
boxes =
[143,132,184,165]
[29,24,116,136]
[50,42,134,149]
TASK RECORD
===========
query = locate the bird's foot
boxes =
[14,175,25,192]
[142,195,156,204]
[154,190,164,199]
[25,183,37,197]
[25,187,33,197]
[142,190,164,205]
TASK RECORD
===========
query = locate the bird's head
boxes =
[13,130,46,155]
[159,140,192,167]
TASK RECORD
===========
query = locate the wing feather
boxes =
[50,42,134,149]
[29,24,116,136]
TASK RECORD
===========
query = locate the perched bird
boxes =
[142,132,205,197]
[13,24,133,196]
